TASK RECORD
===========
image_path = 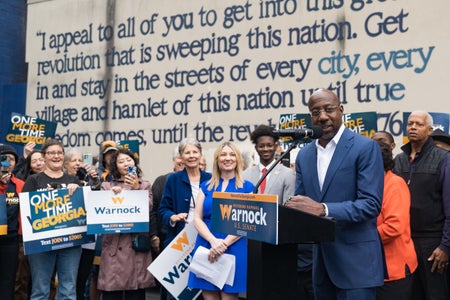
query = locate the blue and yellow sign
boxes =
[342,111,378,138]
[27,188,86,233]
[116,139,140,161]
[148,223,202,300]
[211,192,279,245]
[19,187,94,255]
[7,112,57,148]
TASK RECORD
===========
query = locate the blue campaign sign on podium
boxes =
[210,192,279,245]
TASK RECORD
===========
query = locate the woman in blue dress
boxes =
[188,141,254,300]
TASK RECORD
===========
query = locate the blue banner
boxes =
[27,188,86,233]
[342,111,378,138]
[6,112,57,148]
[278,113,313,151]
[24,232,94,254]
[88,222,149,234]
[211,192,279,245]
[20,187,94,255]
[116,139,140,161]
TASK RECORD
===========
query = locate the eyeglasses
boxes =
[45,151,64,157]
[310,106,339,117]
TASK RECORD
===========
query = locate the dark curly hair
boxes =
[250,124,279,144]
[108,148,142,179]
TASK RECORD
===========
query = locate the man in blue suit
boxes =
[286,89,385,299]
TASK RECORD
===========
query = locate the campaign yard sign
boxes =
[342,111,377,138]
[116,139,140,160]
[84,189,149,234]
[6,112,57,148]
[211,192,279,245]
[278,113,312,151]
[148,222,201,300]
[19,186,94,255]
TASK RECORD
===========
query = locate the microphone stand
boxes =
[252,139,301,194]
[248,137,304,300]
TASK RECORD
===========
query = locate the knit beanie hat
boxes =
[0,144,19,163]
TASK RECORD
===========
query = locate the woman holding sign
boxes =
[157,138,211,299]
[22,139,81,300]
[188,142,254,300]
[98,148,155,300]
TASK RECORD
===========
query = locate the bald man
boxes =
[287,89,385,299]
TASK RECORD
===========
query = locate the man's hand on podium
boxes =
[285,195,326,217]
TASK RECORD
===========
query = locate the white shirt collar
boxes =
[315,124,345,149]
[258,160,275,172]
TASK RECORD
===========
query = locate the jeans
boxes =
[29,246,82,300]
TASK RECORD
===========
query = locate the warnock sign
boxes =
[26,0,450,180]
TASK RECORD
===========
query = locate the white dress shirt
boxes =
[316,124,345,191]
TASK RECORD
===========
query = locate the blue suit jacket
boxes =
[158,169,212,247]
[295,128,384,289]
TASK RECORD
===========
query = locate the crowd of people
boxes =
[0,89,449,300]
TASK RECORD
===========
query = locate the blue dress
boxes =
[188,178,254,293]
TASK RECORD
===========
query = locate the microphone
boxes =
[274,125,323,139]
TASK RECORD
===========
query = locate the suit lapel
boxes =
[320,129,354,198]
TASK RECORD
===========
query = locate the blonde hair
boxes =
[207,142,244,190]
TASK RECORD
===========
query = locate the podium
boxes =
[210,192,335,300]
[247,205,335,300]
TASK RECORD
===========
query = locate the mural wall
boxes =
[26,0,450,180]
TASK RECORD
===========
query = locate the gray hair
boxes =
[410,110,434,127]
[178,138,202,155]
[64,148,82,163]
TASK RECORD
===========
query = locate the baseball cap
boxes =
[101,141,118,154]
